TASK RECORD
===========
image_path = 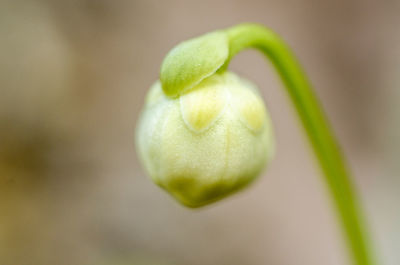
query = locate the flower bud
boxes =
[136,71,274,207]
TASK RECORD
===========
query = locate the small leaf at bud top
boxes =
[160,31,229,98]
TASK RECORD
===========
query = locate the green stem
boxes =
[223,23,375,265]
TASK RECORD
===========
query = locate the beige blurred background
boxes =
[0,0,398,264]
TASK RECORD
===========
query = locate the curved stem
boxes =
[223,23,375,265]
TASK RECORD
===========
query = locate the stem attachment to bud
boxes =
[141,23,377,265]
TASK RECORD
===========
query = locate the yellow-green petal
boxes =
[180,76,227,132]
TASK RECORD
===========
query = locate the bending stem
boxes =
[224,23,374,265]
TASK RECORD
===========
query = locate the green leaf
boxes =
[160,31,229,97]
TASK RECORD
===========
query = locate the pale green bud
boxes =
[136,71,274,207]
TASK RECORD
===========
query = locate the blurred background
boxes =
[0,0,398,264]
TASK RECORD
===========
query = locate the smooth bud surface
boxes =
[136,71,274,207]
